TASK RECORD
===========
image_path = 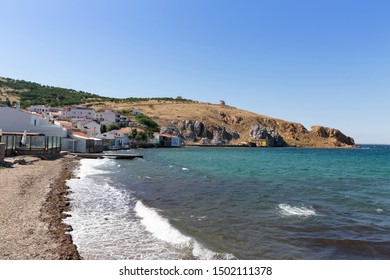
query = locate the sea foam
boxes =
[134,201,191,245]
[135,200,233,260]
[278,203,317,217]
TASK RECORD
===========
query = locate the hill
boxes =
[0,76,355,147]
[89,100,355,148]
[0,77,107,107]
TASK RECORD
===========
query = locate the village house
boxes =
[0,106,67,138]
[96,110,130,127]
[76,120,101,133]
[54,120,73,128]
[153,133,182,147]
[60,107,96,119]
[27,105,50,115]
[95,112,104,120]
[96,127,130,149]
[27,105,61,116]
[61,129,103,153]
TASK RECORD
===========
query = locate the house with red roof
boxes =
[96,129,130,149]
[153,133,182,147]
[61,129,103,153]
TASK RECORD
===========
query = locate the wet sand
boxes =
[0,155,80,259]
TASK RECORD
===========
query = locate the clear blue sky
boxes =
[1,0,389,144]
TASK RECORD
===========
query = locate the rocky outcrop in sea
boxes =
[310,126,355,146]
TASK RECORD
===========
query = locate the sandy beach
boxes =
[0,155,80,260]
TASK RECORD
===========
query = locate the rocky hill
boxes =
[91,101,356,148]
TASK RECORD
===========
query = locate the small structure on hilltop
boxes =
[219,100,226,106]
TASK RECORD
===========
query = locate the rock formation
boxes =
[249,124,286,147]
[311,126,355,146]
[159,117,355,148]
[160,119,240,145]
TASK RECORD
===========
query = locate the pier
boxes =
[71,153,143,159]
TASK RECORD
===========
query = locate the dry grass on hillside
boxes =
[90,101,306,144]
[89,100,355,148]
[0,87,22,103]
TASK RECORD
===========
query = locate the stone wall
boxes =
[0,143,5,162]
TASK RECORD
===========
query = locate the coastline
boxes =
[0,154,81,260]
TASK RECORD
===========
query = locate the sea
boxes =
[65,145,390,260]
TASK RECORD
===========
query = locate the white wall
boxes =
[0,107,67,137]
[0,107,32,131]
[84,121,101,133]
[61,107,96,119]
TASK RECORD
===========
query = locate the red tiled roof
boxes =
[20,109,46,118]
[118,127,132,133]
[72,131,91,138]
[154,133,177,138]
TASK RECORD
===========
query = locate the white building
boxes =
[96,127,130,148]
[61,131,103,153]
[54,120,73,128]
[98,110,130,127]
[27,105,50,115]
[153,133,182,147]
[102,110,121,123]
[76,120,100,131]
[0,107,67,137]
[95,112,104,120]
[60,107,96,119]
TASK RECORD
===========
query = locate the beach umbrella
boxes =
[21,130,27,145]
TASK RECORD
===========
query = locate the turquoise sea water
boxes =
[66,145,390,259]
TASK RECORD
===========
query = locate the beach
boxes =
[0,155,80,260]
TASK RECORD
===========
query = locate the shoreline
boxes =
[0,154,81,260]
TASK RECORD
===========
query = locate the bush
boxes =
[107,123,120,131]
[135,114,159,132]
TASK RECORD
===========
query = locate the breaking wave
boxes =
[135,201,234,260]
[278,203,317,217]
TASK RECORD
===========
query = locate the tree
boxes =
[101,124,107,133]
[107,123,120,131]
[128,128,138,139]
[135,131,148,142]
[136,114,159,132]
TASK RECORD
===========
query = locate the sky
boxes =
[1,0,389,144]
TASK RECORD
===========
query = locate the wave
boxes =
[278,203,317,217]
[76,158,116,178]
[134,201,191,245]
[134,201,234,260]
